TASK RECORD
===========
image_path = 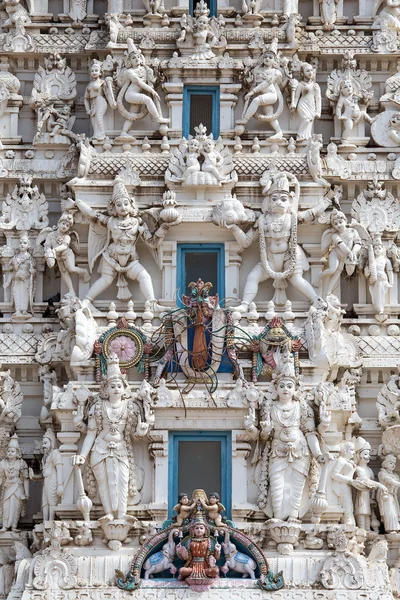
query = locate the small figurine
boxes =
[84,60,116,141]
[354,437,387,531]
[318,210,362,296]
[48,105,73,138]
[173,493,196,526]
[377,454,400,532]
[335,79,373,141]
[289,62,321,141]
[199,492,225,527]
[4,234,36,318]
[0,435,29,532]
[365,236,393,319]
[29,429,63,521]
[39,211,90,297]
[201,138,223,182]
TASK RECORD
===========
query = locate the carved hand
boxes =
[63,198,76,211]
[57,484,64,498]
[70,455,86,466]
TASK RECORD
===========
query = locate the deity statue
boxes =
[71,353,153,520]
[115,39,169,139]
[38,211,90,298]
[0,370,23,428]
[318,209,362,296]
[219,170,331,311]
[29,429,63,521]
[177,2,226,60]
[318,0,339,30]
[0,175,49,231]
[373,0,400,32]
[351,179,400,236]
[236,38,287,139]
[364,236,394,318]
[64,176,180,310]
[198,492,225,527]
[289,62,321,141]
[377,454,400,532]
[246,355,330,521]
[335,79,373,140]
[84,60,116,141]
[29,53,76,143]
[4,234,36,318]
[0,435,29,532]
[176,511,221,588]
[353,437,386,531]
[1,0,31,26]
[327,52,373,144]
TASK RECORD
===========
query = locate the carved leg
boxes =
[84,274,115,304]
[290,273,320,303]
[235,262,266,312]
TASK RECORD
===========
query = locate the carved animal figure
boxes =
[221,530,256,578]
[143,529,178,579]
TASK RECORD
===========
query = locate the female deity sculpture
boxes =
[219,170,331,311]
[318,209,362,296]
[354,437,387,531]
[84,60,117,141]
[365,236,394,318]
[29,429,63,521]
[236,38,286,139]
[289,62,321,142]
[115,39,169,139]
[377,454,400,532]
[176,512,221,587]
[335,79,373,141]
[0,435,29,532]
[71,353,152,521]
[39,211,90,298]
[245,356,330,521]
[5,234,36,318]
[65,175,180,310]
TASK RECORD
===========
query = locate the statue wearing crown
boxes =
[71,353,152,521]
[176,507,221,591]
[115,38,169,138]
[245,351,330,522]
[65,175,181,312]
[221,170,331,311]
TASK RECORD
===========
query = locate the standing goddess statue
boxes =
[84,60,116,141]
[289,62,321,141]
[5,234,36,318]
[71,354,152,520]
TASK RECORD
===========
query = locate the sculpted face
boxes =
[302,64,313,80]
[332,212,347,232]
[7,446,17,460]
[181,495,189,505]
[271,191,290,214]
[19,237,29,251]
[344,443,355,459]
[203,139,214,152]
[385,456,396,471]
[42,437,51,452]
[59,219,71,233]
[115,197,131,217]
[188,139,200,152]
[263,53,274,68]
[209,495,218,505]
[360,448,370,462]
[341,81,353,96]
[107,377,125,403]
[91,64,102,79]
[193,523,206,537]
[277,378,296,402]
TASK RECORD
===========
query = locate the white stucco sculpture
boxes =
[0,435,29,532]
[0,175,48,231]
[5,233,36,318]
[289,62,321,141]
[29,429,63,521]
[84,60,116,141]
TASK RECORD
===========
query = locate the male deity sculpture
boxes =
[0,435,29,532]
[71,354,153,521]
[65,175,181,311]
[5,233,36,318]
[29,429,63,521]
[218,170,331,311]
[115,39,169,139]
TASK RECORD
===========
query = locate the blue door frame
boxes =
[168,431,232,518]
[182,86,220,139]
[177,243,225,304]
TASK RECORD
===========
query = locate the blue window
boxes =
[183,86,220,138]
[177,243,225,303]
[189,0,217,17]
[168,431,232,518]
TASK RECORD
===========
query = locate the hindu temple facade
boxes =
[0,0,400,597]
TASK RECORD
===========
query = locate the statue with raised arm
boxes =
[64,175,180,311]
[71,354,153,521]
[115,39,169,139]
[218,170,330,311]
[236,38,287,139]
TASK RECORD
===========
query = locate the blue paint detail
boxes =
[182,86,220,138]
[189,0,216,17]
[177,243,225,304]
[149,551,164,565]
[234,552,251,564]
[168,431,232,518]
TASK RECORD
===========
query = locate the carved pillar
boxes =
[163,83,184,134]
[232,431,254,520]
[225,242,242,302]
[148,430,169,520]
[220,85,242,133]
[303,243,323,292]
[156,240,177,305]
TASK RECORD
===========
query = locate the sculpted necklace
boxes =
[272,402,299,428]
[104,401,127,433]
